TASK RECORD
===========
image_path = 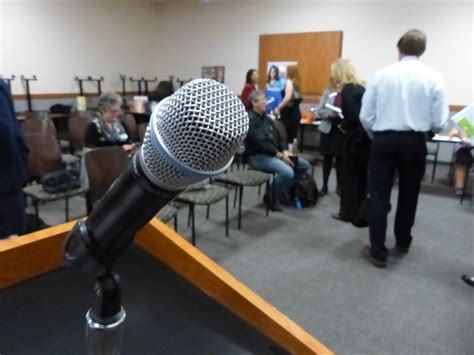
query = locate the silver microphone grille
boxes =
[140,79,249,190]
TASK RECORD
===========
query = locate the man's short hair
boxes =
[248,90,263,104]
[397,29,426,56]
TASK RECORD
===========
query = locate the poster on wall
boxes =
[265,61,297,113]
[201,66,225,83]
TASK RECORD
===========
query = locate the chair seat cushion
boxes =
[215,170,270,186]
[156,205,178,223]
[23,183,87,201]
[177,185,229,205]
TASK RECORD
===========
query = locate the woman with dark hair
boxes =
[275,64,303,143]
[240,69,258,111]
[265,65,284,113]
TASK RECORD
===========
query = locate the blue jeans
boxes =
[247,154,310,198]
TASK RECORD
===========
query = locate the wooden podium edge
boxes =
[0,219,334,355]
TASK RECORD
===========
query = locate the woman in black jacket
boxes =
[329,59,370,226]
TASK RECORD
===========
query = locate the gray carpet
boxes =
[23,163,474,355]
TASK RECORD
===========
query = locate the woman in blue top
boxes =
[265,65,284,113]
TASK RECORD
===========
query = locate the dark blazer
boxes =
[339,83,366,133]
[0,80,29,193]
[244,110,286,158]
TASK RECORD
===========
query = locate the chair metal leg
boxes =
[190,204,195,246]
[187,206,191,227]
[238,185,243,230]
[65,196,69,222]
[431,142,440,184]
[206,205,210,219]
[265,181,270,217]
[174,214,178,232]
[460,170,469,204]
[34,200,40,230]
[233,187,238,208]
[225,194,229,237]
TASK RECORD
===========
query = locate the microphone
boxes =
[64,79,249,272]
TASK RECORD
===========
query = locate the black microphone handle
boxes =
[64,152,180,272]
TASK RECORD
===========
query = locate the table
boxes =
[0,220,333,355]
[0,246,283,354]
[299,120,321,152]
[432,134,462,143]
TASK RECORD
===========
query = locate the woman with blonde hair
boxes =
[327,59,370,226]
[275,64,303,143]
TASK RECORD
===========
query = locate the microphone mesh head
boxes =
[141,79,249,190]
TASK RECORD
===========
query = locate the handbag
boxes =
[41,170,81,194]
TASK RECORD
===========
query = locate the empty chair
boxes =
[85,146,178,228]
[84,146,130,208]
[176,183,230,246]
[68,111,94,156]
[22,115,80,169]
[138,122,148,142]
[426,141,440,183]
[213,169,270,229]
[119,113,139,142]
[22,133,87,224]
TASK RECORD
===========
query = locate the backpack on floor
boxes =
[291,173,319,208]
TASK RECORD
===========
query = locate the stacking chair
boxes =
[84,146,130,209]
[22,133,87,224]
[137,122,148,142]
[176,183,230,246]
[213,170,271,229]
[84,146,178,228]
[119,113,139,142]
[426,141,440,183]
[21,115,80,169]
[68,111,94,156]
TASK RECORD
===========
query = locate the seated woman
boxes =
[84,92,138,153]
[449,128,473,195]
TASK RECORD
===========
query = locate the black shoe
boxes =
[462,275,474,287]
[319,186,328,197]
[362,246,387,268]
[331,213,349,222]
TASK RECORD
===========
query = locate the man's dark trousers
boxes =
[367,131,427,262]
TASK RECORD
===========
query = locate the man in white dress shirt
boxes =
[359,29,449,268]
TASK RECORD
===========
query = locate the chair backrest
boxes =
[119,113,138,142]
[22,116,57,136]
[68,111,94,150]
[272,118,288,146]
[85,146,130,205]
[23,133,64,180]
[137,122,148,143]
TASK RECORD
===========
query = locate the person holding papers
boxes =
[359,29,449,268]
[313,73,344,197]
[327,59,369,226]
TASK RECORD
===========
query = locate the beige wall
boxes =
[1,1,472,105]
[1,1,158,94]
[153,1,473,105]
